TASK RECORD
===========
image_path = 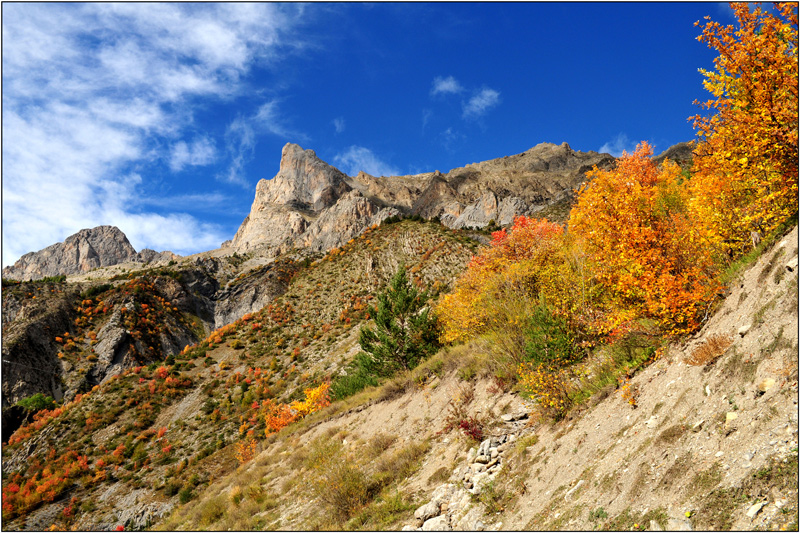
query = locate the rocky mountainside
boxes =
[0,250,309,413]
[0,218,481,530]
[228,141,618,257]
[156,224,800,532]
[6,138,785,533]
[2,226,178,281]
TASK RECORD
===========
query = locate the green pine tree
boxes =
[356,265,440,377]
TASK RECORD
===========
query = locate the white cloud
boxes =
[333,117,346,134]
[431,75,464,96]
[222,117,258,186]
[220,99,307,186]
[599,133,636,158]
[254,100,306,139]
[333,146,401,177]
[170,137,217,172]
[2,3,305,266]
[462,88,501,119]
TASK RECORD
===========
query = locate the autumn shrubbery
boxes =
[690,3,798,257]
[433,4,797,421]
[685,334,733,366]
[569,143,722,335]
[304,434,430,528]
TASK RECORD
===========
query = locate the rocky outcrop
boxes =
[1,286,79,407]
[295,191,399,252]
[137,248,180,265]
[3,226,137,281]
[231,144,353,252]
[2,226,180,281]
[211,258,304,327]
[653,140,695,168]
[230,141,617,255]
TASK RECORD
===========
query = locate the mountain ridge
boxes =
[228,141,620,256]
[3,140,693,282]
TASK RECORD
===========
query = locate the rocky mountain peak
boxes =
[2,226,178,281]
[260,142,351,210]
[229,141,621,255]
[230,143,392,254]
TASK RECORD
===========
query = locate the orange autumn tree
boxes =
[690,2,799,256]
[568,142,720,335]
[435,215,613,365]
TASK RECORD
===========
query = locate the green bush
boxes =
[178,487,195,504]
[521,302,579,367]
[16,393,56,412]
[330,364,379,400]
[81,283,112,299]
[163,481,180,496]
[306,439,370,524]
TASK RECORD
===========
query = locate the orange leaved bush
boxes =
[568,142,720,335]
[690,2,798,256]
[262,382,330,436]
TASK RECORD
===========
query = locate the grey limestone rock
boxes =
[229,139,626,256]
[3,226,138,280]
[422,515,451,531]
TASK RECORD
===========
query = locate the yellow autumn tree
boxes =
[690,2,798,256]
[435,217,567,345]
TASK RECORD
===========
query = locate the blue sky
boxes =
[2,2,733,267]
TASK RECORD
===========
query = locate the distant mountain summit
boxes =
[2,226,177,281]
[229,143,395,254]
[229,141,618,256]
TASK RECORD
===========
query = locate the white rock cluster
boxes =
[404,427,524,531]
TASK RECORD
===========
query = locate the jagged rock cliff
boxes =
[230,144,398,255]
[230,142,616,255]
[2,226,178,281]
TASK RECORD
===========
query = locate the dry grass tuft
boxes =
[685,334,733,366]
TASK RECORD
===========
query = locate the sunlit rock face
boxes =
[230,141,620,257]
[3,226,139,281]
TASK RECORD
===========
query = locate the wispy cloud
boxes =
[333,146,401,177]
[254,100,307,139]
[431,75,464,96]
[333,117,346,134]
[421,109,433,131]
[2,3,305,265]
[222,117,258,187]
[170,137,217,172]
[599,133,636,157]
[221,99,307,186]
[138,192,233,212]
[463,88,501,119]
[440,127,464,152]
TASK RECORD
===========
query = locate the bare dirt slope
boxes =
[159,227,798,531]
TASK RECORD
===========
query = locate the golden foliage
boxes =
[690,3,798,256]
[569,142,721,335]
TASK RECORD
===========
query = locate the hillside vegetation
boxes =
[1,219,482,529]
[1,4,797,531]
